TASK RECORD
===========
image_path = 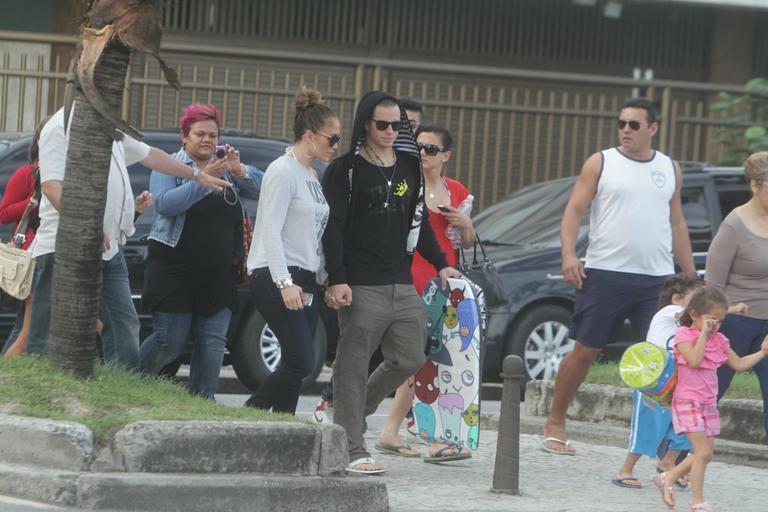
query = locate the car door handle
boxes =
[123,248,147,265]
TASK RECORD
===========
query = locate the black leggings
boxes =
[246,269,318,414]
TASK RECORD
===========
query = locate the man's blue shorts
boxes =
[570,268,667,349]
[628,390,691,456]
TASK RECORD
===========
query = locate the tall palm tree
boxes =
[48,0,179,378]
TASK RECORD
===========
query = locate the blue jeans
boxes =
[245,271,318,414]
[139,308,231,399]
[1,300,25,354]
[717,314,768,442]
[26,251,141,371]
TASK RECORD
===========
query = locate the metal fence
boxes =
[0,30,756,210]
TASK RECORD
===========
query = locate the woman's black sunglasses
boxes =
[418,143,442,156]
[315,131,341,146]
[371,119,404,132]
[616,120,642,131]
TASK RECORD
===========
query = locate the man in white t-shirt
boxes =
[542,98,696,455]
[27,107,229,370]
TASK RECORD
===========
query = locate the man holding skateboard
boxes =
[544,98,695,455]
[322,91,459,474]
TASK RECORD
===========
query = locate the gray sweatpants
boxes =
[332,284,427,461]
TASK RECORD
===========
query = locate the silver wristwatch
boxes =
[191,166,201,179]
[275,277,294,289]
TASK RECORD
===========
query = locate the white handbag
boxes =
[0,242,35,300]
[0,180,38,300]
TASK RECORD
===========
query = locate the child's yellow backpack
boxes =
[619,342,677,406]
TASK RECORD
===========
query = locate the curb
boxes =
[525,381,766,444]
[0,416,389,511]
[112,421,329,475]
[0,463,79,506]
[0,414,93,471]
[480,413,768,469]
[76,473,388,512]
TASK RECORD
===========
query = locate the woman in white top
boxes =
[244,87,339,413]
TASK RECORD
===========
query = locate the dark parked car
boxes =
[0,130,335,390]
[474,165,750,383]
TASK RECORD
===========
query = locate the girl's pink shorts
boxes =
[671,399,720,436]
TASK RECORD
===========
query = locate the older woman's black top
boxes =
[142,190,242,316]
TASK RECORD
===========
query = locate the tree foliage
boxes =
[711,78,768,165]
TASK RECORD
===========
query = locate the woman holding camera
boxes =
[244,87,339,414]
[139,103,263,399]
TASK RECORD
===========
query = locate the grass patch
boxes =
[585,361,763,400]
[0,357,299,446]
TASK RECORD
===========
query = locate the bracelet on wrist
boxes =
[275,277,293,289]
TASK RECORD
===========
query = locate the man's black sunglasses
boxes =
[418,143,442,156]
[616,120,642,131]
[315,131,341,147]
[371,119,404,132]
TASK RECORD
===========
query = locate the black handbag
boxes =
[458,234,506,308]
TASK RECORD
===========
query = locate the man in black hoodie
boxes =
[322,91,459,474]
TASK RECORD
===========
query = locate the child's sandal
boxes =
[651,472,676,509]
[690,503,713,511]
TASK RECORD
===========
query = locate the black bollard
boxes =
[491,354,525,495]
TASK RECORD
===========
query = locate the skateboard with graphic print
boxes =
[413,276,482,450]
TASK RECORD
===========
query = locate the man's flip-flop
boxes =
[423,445,472,463]
[540,436,576,455]
[345,457,385,475]
[611,476,643,489]
[375,443,421,458]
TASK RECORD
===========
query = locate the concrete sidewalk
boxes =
[374,428,766,512]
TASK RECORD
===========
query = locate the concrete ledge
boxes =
[317,423,349,476]
[0,463,78,506]
[524,380,765,444]
[77,473,389,512]
[112,421,334,475]
[0,417,369,510]
[0,414,94,471]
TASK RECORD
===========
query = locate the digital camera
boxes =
[214,144,227,159]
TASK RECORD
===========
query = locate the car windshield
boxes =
[474,178,584,248]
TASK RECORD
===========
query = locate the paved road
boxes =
[379,430,766,512]
[5,376,764,511]
[217,393,767,512]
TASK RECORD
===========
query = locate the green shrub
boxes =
[712,78,768,165]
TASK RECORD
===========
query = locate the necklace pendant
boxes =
[387,180,392,187]
[384,201,389,208]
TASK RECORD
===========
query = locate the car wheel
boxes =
[231,307,327,392]
[507,304,575,381]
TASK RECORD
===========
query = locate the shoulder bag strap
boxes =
[474,233,490,262]
[12,167,41,247]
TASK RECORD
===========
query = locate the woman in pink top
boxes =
[652,287,768,511]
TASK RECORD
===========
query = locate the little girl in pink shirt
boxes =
[652,286,768,511]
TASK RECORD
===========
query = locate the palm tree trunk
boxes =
[48,42,130,378]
